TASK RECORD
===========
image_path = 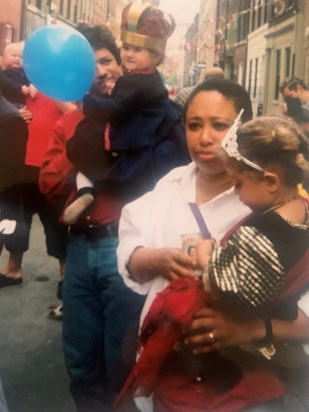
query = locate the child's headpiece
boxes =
[221,109,265,172]
[120,1,175,55]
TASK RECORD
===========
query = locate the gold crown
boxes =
[120,1,175,55]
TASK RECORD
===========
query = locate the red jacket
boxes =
[26,92,63,167]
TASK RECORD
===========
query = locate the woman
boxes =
[117,78,309,411]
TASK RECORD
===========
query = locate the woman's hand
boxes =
[128,246,198,284]
[185,307,265,353]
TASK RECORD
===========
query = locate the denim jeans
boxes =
[62,233,145,410]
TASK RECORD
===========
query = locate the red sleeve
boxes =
[39,110,84,206]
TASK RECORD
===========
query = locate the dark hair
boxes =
[280,76,308,93]
[183,78,253,123]
[76,24,121,65]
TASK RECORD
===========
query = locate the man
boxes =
[40,20,188,411]
[280,77,309,117]
[280,77,309,142]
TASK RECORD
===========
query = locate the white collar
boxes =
[176,162,236,205]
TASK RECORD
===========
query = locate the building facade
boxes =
[182,0,309,116]
[0,0,130,57]
[0,0,23,55]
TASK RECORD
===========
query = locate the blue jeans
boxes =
[62,233,145,409]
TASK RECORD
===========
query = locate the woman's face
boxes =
[185,90,238,177]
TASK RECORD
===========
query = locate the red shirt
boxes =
[39,109,123,225]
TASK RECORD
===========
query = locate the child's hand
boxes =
[19,106,32,123]
[196,239,215,267]
[102,79,116,95]
[196,239,216,291]
[21,85,30,96]
[29,84,38,99]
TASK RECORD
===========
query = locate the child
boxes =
[115,115,309,410]
[2,42,30,108]
[200,113,308,309]
[65,1,189,225]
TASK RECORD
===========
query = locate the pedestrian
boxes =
[0,40,69,293]
[65,1,189,225]
[280,77,309,117]
[40,23,145,411]
[117,78,309,411]
[0,84,28,288]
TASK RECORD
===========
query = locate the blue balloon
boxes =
[23,25,96,102]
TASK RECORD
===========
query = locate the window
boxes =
[5,24,13,45]
[257,0,262,28]
[59,0,64,15]
[248,59,253,97]
[238,0,250,41]
[36,0,42,9]
[251,1,256,31]
[263,0,268,23]
[67,0,71,19]
[292,53,295,76]
[274,49,281,99]
[254,58,258,98]
[74,2,78,22]
[285,47,291,78]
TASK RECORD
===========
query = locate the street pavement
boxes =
[0,215,76,412]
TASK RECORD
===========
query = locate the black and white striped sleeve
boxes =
[208,226,285,309]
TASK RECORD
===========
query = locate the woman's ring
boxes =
[209,332,215,343]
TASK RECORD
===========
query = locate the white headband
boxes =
[221,109,265,172]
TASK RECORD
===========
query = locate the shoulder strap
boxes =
[220,212,253,245]
[188,202,211,239]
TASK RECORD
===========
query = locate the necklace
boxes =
[263,196,300,215]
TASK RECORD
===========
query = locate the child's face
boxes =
[225,163,272,211]
[120,43,160,72]
[2,47,23,70]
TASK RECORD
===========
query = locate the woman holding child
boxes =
[116,78,309,411]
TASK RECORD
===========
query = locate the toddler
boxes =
[64,1,189,224]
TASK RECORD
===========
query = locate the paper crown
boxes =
[120,1,175,55]
[221,109,265,172]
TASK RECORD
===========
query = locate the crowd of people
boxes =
[0,1,309,412]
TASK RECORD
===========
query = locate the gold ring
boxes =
[209,332,215,343]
